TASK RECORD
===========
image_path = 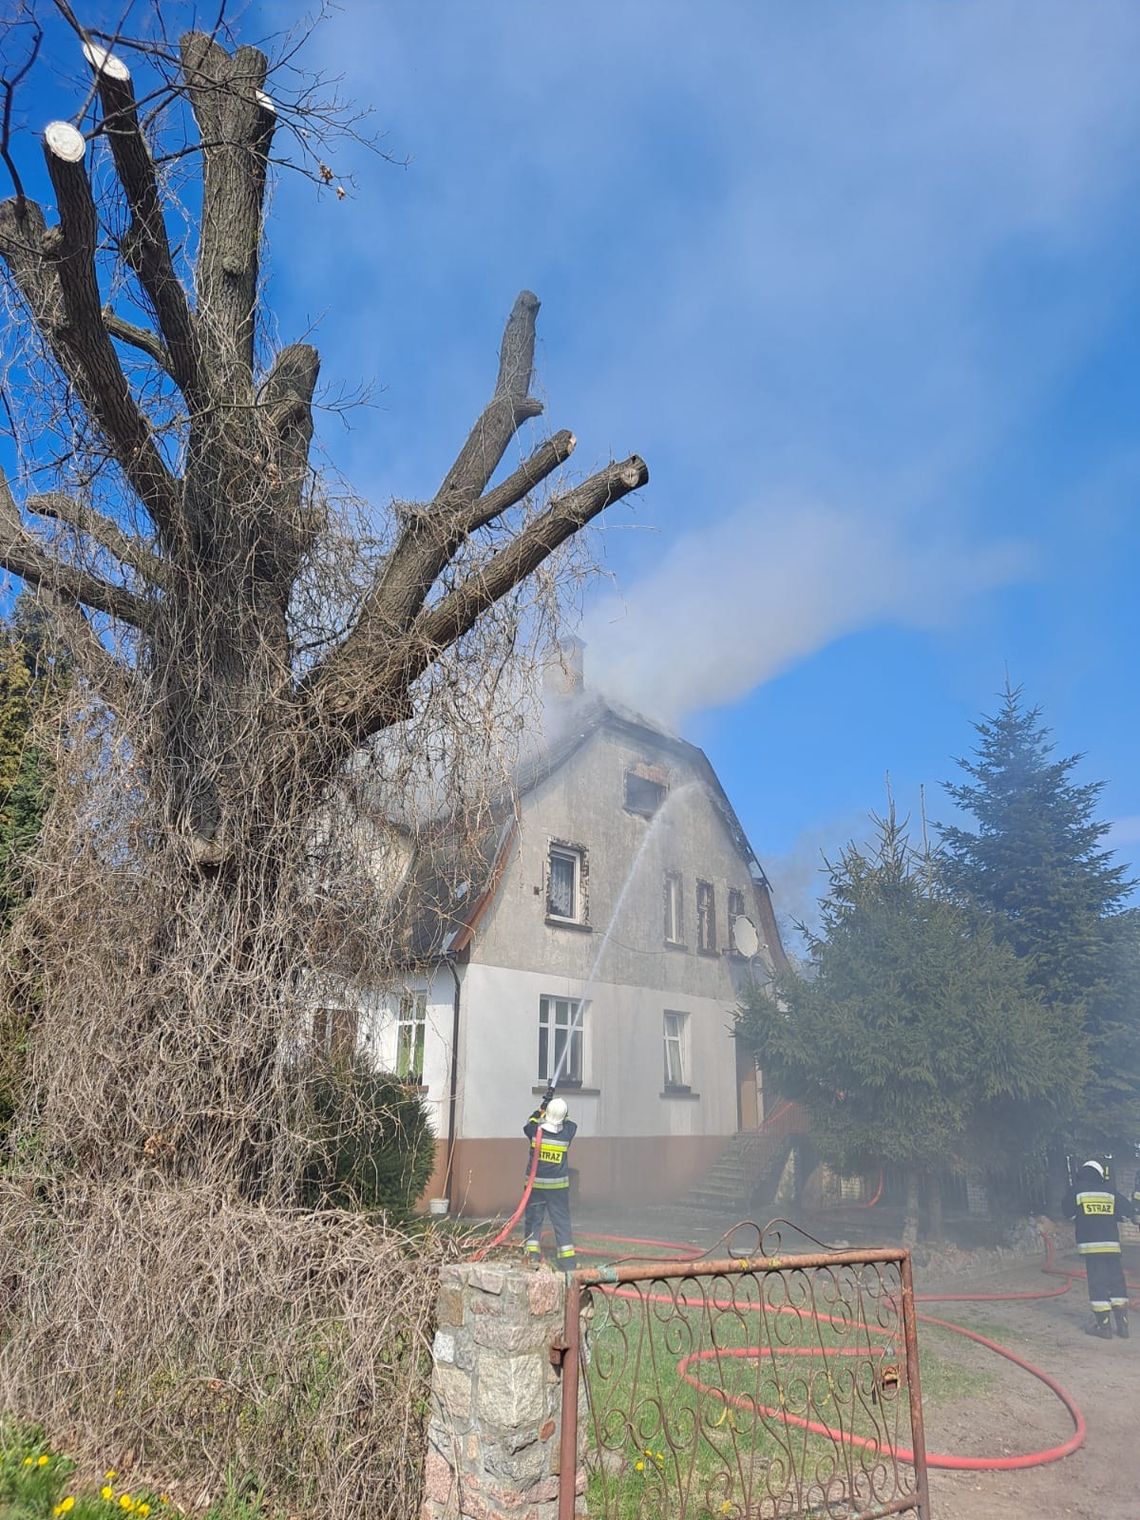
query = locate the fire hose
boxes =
[468,1095,1131,1471]
[478,1209,1136,1472]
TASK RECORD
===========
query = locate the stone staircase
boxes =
[681,1102,809,1213]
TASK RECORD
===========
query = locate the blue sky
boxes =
[8,1,1140,929]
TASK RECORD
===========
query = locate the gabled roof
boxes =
[387,691,783,967]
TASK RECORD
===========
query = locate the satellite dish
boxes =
[732,915,760,958]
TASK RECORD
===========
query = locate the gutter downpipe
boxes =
[443,953,462,1205]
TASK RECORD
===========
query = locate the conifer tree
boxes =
[939,685,1136,1152]
[737,807,1075,1242]
[0,598,66,928]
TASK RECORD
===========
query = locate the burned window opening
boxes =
[625,767,667,818]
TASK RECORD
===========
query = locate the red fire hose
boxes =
[469,1124,544,1263]
[469,1108,1130,1472]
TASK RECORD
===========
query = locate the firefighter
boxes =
[1062,1159,1136,1339]
[523,1088,577,1271]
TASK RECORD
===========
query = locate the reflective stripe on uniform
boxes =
[532,1177,570,1189]
[1077,1241,1122,1254]
[557,1245,575,1258]
[1090,1300,1111,1312]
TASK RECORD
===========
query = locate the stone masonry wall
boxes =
[422,1264,585,1520]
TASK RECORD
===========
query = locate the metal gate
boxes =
[554,1223,930,1520]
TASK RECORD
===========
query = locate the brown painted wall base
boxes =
[423,1134,731,1217]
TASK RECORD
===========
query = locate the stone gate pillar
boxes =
[421,1264,585,1520]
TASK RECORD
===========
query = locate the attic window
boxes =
[625,768,667,818]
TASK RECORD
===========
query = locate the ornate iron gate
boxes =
[555,1225,930,1520]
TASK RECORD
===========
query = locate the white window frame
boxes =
[539,995,584,1085]
[395,989,428,1085]
[663,1010,689,1089]
[664,871,684,945]
[547,844,585,923]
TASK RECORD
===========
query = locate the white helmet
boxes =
[1082,1159,1105,1178]
[543,1097,568,1133]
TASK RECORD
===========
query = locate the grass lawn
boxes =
[580,1271,993,1520]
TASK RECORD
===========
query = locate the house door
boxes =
[735,1038,759,1131]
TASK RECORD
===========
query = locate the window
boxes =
[396,991,427,1085]
[547,843,586,923]
[539,995,583,1085]
[728,888,746,949]
[313,1006,359,1064]
[663,1011,688,1089]
[697,880,717,953]
[664,871,684,945]
[625,769,667,817]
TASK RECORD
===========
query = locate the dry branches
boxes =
[0,1182,450,1520]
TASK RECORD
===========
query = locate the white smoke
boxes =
[582,497,1031,728]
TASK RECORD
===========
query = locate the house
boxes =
[327,646,787,1215]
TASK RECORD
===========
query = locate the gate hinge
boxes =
[549,1335,569,1368]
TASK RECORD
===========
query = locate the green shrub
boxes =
[301,1061,435,1221]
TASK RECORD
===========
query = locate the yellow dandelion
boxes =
[159,1499,170,1507]
[38,1454,51,1467]
[101,1486,115,1501]
[634,1460,645,1472]
[53,1499,76,1516]
[139,1507,151,1517]
[105,1472,117,1481]
[120,1496,134,1512]
[23,1457,34,1467]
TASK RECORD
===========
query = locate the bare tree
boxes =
[0,5,646,1196]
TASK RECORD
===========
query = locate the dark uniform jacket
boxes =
[1062,1164,1136,1256]
[524,1109,578,1190]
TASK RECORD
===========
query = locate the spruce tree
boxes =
[939,685,1135,1152]
[736,807,1075,1243]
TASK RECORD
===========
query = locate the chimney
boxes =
[543,635,585,700]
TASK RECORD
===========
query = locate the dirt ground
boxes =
[915,1247,1140,1520]
[570,1201,1140,1520]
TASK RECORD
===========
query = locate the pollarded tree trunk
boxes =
[0,24,647,1196]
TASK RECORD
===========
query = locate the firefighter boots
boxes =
[1113,1307,1130,1339]
[1085,1315,1114,1339]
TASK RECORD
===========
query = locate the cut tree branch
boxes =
[27,490,168,588]
[416,455,649,660]
[180,32,275,402]
[37,587,136,714]
[39,123,181,535]
[102,304,173,374]
[82,43,202,402]
[462,429,576,534]
[255,341,321,583]
[437,289,543,508]
[0,468,152,627]
[353,292,548,641]
[300,454,648,751]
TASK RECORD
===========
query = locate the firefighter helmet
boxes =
[543,1097,568,1133]
[1082,1159,1106,1178]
